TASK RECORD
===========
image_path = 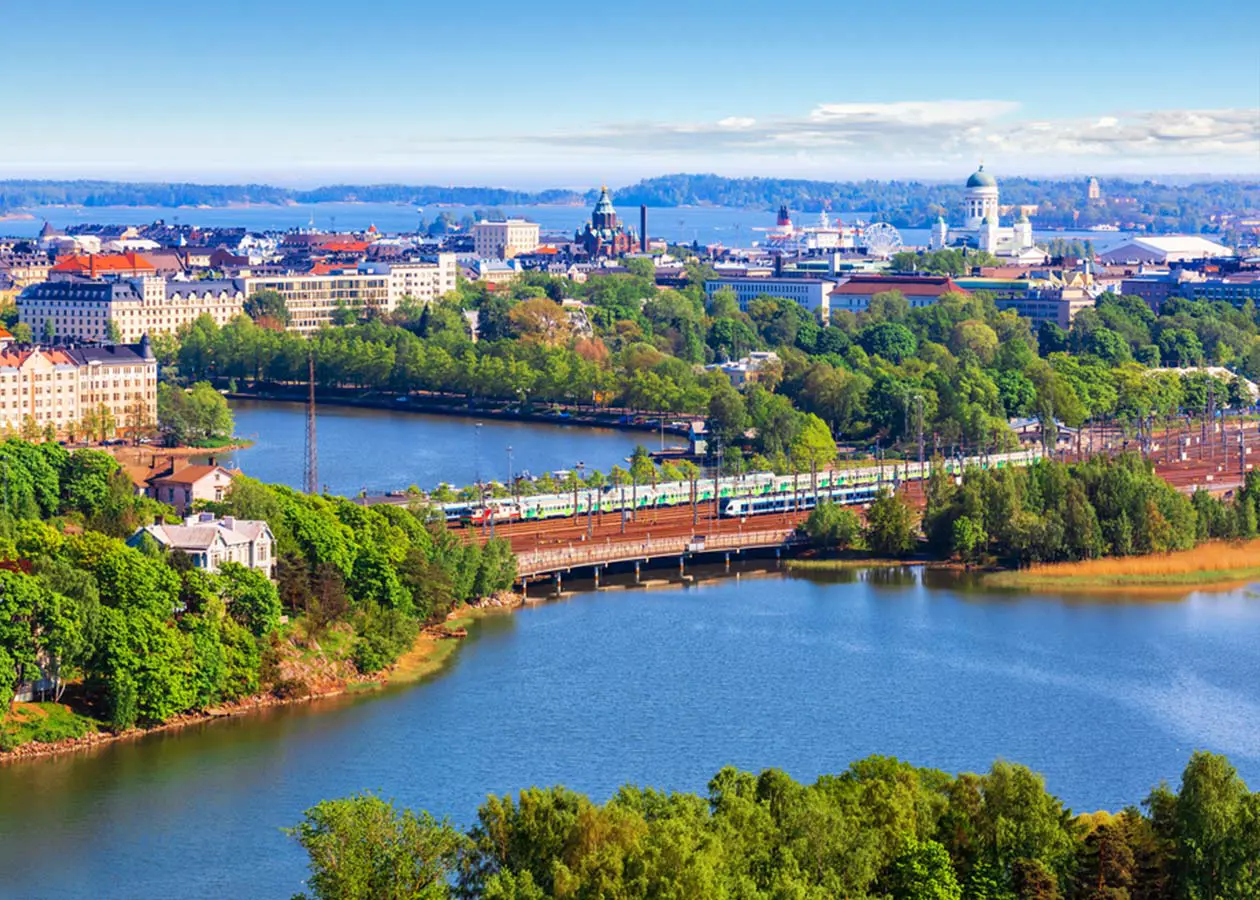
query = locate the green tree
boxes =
[887,838,963,900]
[951,515,987,563]
[803,502,862,550]
[287,792,466,900]
[866,490,918,557]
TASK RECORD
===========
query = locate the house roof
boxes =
[139,516,271,552]
[148,465,233,487]
[830,276,969,297]
[50,252,156,276]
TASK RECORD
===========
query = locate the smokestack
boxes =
[640,205,648,254]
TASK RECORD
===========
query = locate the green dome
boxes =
[966,165,997,188]
[593,185,616,215]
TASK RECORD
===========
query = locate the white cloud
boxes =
[456,100,1260,175]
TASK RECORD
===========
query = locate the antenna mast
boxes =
[304,351,318,493]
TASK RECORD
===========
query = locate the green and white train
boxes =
[453,448,1043,526]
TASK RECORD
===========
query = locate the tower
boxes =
[930,215,949,250]
[963,165,999,229]
[1013,209,1033,249]
[592,186,618,231]
[304,351,318,494]
[980,211,1001,254]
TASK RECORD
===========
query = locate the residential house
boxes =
[132,512,275,578]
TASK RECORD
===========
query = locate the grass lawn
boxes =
[2,702,100,750]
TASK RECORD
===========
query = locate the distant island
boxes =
[2,174,1257,233]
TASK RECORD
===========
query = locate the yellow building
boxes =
[0,338,158,439]
[18,277,245,343]
[243,270,391,334]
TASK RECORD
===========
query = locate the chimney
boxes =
[171,455,188,472]
[640,205,648,254]
[222,516,236,530]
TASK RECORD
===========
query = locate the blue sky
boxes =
[4,0,1257,184]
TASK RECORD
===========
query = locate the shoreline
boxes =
[226,387,690,438]
[8,548,1257,763]
[0,594,523,765]
[983,539,1260,592]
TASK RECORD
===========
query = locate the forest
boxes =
[288,751,1258,900]
[803,452,1260,564]
[0,440,514,748]
[4,175,1255,235]
[164,267,1260,471]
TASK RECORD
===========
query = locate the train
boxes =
[448,448,1044,526]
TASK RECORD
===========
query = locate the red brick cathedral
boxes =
[577,186,639,257]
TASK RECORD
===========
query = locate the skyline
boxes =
[3,0,1258,184]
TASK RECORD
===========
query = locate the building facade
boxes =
[242,270,391,334]
[828,276,968,313]
[18,278,245,343]
[576,187,639,258]
[928,167,1040,259]
[133,513,275,578]
[361,254,459,305]
[0,338,157,438]
[704,277,833,318]
[472,220,540,259]
[146,463,237,514]
[1121,273,1260,312]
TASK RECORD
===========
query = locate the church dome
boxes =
[966,166,997,188]
[593,185,616,215]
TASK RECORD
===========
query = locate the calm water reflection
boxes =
[215,399,683,495]
[1,570,1257,899]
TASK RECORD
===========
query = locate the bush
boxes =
[351,605,419,674]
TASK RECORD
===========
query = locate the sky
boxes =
[3,0,1258,186]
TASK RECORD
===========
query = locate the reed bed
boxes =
[987,540,1260,589]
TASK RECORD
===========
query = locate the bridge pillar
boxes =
[724,552,730,572]
[594,566,600,588]
[634,561,640,584]
[679,555,685,576]
[521,576,527,600]
[555,572,562,596]
[775,547,781,568]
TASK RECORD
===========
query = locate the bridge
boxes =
[513,524,807,589]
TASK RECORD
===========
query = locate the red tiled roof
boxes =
[830,276,969,297]
[148,465,232,486]
[317,239,369,253]
[51,252,156,275]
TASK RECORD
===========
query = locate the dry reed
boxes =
[988,540,1260,589]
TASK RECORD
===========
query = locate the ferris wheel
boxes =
[861,222,903,258]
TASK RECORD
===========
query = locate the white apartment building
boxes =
[362,254,459,305]
[472,219,540,259]
[18,278,245,343]
[243,270,391,334]
[0,339,158,438]
[704,277,834,318]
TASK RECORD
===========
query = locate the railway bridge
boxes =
[513,525,807,592]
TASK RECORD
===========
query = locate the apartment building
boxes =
[0,337,158,438]
[472,219,540,259]
[0,253,53,288]
[704,277,835,318]
[361,254,459,305]
[18,278,245,343]
[242,270,391,334]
